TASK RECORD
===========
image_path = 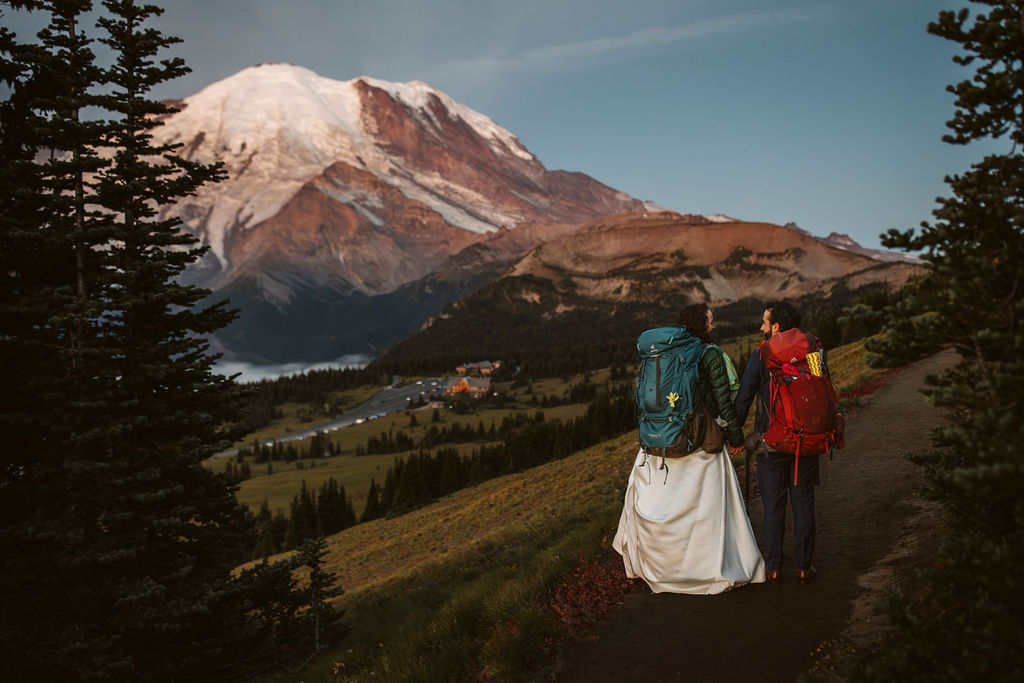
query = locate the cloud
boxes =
[215,355,372,384]
[429,7,825,82]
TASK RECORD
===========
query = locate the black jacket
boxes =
[734,345,770,436]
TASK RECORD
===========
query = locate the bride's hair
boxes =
[678,302,712,343]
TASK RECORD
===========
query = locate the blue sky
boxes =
[6,0,1000,250]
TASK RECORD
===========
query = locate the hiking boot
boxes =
[766,569,782,585]
[797,567,817,584]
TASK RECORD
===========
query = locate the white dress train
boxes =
[612,447,766,594]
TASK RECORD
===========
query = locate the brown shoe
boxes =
[766,569,782,585]
[797,567,817,584]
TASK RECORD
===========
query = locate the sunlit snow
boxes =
[153,63,539,269]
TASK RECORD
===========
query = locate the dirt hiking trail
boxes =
[555,348,957,683]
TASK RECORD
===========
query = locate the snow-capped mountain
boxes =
[153,64,913,363]
[156,63,651,307]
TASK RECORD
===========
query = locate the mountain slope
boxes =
[154,65,915,363]
[375,213,923,365]
[153,63,659,360]
[159,63,650,296]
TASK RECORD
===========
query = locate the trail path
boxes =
[555,348,957,682]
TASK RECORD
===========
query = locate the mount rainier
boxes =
[156,63,910,363]
[157,63,661,360]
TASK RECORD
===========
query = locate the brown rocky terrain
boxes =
[378,212,923,364]
[506,213,922,305]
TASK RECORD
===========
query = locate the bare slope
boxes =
[507,213,920,303]
[376,214,922,364]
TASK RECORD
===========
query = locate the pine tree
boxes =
[253,500,278,559]
[0,6,119,679]
[853,2,1024,680]
[437,446,464,495]
[295,536,345,656]
[360,478,383,522]
[318,476,347,535]
[379,455,405,512]
[286,480,319,548]
[342,489,357,529]
[0,1,313,679]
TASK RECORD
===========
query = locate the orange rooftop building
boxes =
[445,376,492,398]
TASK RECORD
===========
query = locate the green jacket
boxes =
[696,345,744,447]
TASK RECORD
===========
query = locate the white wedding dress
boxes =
[613,447,766,594]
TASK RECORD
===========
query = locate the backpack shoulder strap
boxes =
[705,343,740,398]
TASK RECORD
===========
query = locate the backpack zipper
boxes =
[655,356,662,407]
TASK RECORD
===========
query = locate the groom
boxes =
[734,301,820,585]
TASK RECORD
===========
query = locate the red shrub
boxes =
[548,555,636,642]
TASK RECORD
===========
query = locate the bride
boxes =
[613,303,765,594]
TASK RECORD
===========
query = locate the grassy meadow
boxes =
[210,375,597,517]
[267,431,639,682]
[227,383,386,450]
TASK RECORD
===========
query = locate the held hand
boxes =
[727,444,745,457]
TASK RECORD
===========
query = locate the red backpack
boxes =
[760,328,845,484]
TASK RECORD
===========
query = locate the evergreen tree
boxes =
[317,476,354,535]
[390,452,431,514]
[436,446,464,495]
[379,456,404,512]
[271,508,289,552]
[0,2,312,679]
[231,542,344,674]
[343,490,357,528]
[360,477,383,523]
[253,500,278,559]
[853,2,1024,680]
[286,480,319,548]
[295,536,346,657]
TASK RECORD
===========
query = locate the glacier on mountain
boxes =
[154,63,538,270]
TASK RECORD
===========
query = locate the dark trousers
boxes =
[757,452,819,571]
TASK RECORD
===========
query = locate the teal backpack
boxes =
[634,326,704,457]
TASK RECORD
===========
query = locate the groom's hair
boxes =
[765,301,800,332]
